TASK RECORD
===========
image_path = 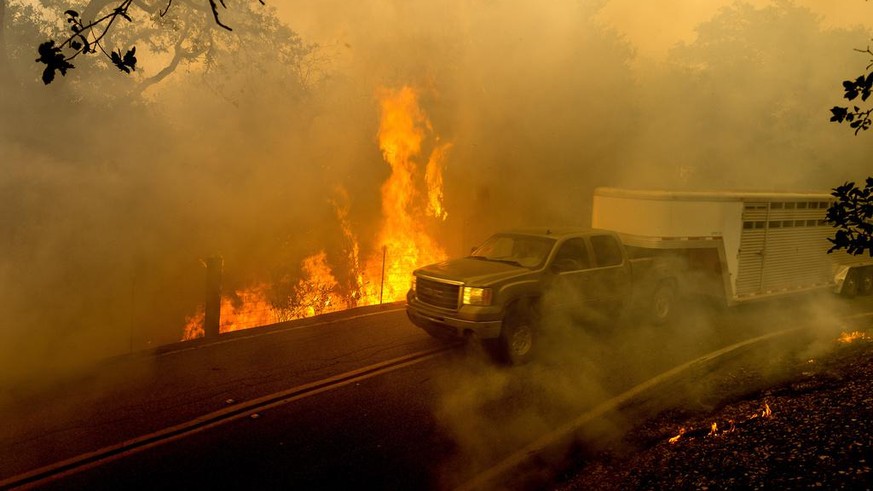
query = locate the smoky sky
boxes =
[1,0,872,384]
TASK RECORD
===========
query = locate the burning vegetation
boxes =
[183,86,450,340]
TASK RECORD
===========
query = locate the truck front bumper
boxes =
[405,297,503,340]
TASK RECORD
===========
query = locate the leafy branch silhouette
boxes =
[830,46,873,134]
[826,179,873,257]
[36,0,265,84]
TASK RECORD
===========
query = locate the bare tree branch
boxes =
[159,0,174,17]
[207,0,232,31]
[136,39,205,94]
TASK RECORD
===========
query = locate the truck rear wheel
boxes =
[650,281,675,325]
[493,303,536,365]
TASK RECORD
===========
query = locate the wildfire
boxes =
[181,85,450,339]
[668,427,685,444]
[360,85,450,303]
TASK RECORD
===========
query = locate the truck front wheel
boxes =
[492,304,536,365]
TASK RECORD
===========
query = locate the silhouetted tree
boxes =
[35,0,265,84]
[827,23,873,256]
[826,179,873,257]
[829,46,873,134]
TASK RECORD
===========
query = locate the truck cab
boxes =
[406,228,664,364]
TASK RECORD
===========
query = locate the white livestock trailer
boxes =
[592,187,873,305]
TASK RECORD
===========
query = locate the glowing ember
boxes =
[668,405,772,445]
[749,402,773,420]
[181,85,450,339]
[708,422,719,437]
[838,331,870,343]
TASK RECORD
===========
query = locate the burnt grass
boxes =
[553,334,873,491]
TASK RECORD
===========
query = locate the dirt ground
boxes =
[553,330,873,490]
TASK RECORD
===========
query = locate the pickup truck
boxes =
[406,228,677,364]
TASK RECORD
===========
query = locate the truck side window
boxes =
[552,238,591,272]
[591,235,622,267]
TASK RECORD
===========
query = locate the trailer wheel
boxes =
[493,303,536,365]
[650,281,676,325]
[842,270,859,298]
[860,268,873,296]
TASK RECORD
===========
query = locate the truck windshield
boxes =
[469,234,555,269]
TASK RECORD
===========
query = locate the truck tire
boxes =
[493,303,536,365]
[650,280,676,325]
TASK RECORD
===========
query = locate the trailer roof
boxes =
[594,187,832,202]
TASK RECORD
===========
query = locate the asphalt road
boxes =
[3,294,871,490]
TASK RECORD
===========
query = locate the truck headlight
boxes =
[462,287,493,306]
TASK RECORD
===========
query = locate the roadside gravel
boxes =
[555,331,873,490]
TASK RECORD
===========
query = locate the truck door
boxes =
[589,234,632,314]
[547,237,600,319]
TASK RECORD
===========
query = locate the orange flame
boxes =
[358,86,449,304]
[425,139,451,221]
[668,427,685,444]
[182,284,276,340]
[181,86,450,339]
[290,251,341,318]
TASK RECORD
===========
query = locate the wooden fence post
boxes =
[204,256,223,338]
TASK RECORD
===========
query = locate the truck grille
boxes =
[416,277,461,310]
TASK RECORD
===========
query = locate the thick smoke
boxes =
[259,0,873,484]
[615,2,873,191]
[0,0,871,435]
